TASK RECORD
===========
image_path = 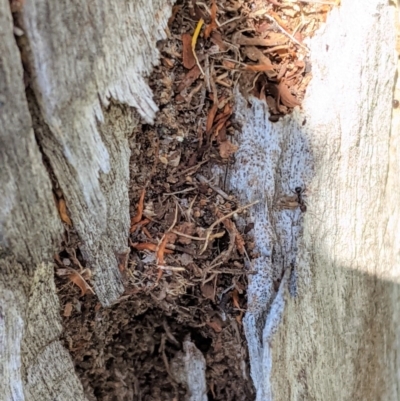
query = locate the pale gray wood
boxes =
[21,0,174,306]
[225,0,400,400]
[0,1,87,400]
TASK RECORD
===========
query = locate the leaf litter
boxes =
[55,1,336,400]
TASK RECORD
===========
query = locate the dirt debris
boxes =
[55,1,335,400]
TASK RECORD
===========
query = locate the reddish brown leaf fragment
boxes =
[206,103,219,134]
[278,80,301,108]
[58,198,72,226]
[63,302,73,317]
[177,65,201,93]
[68,269,94,297]
[210,31,227,51]
[204,0,218,39]
[182,33,196,69]
[130,218,150,234]
[244,63,274,72]
[131,189,145,226]
[232,289,240,309]
[156,234,172,265]
[168,5,181,27]
[219,140,238,159]
[207,318,223,333]
[131,242,173,254]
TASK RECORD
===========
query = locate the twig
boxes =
[264,14,309,52]
[163,187,196,196]
[200,200,260,254]
[196,174,232,201]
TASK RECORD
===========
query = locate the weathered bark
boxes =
[226,1,400,400]
[1,0,172,400]
[20,0,173,306]
[0,1,86,399]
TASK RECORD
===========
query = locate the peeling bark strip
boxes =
[227,0,400,400]
[19,0,174,305]
[0,1,85,399]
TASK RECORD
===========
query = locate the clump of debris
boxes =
[55,1,336,400]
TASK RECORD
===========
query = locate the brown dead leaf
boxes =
[68,268,94,297]
[222,59,236,69]
[63,302,73,317]
[182,33,196,69]
[211,31,227,51]
[244,63,274,72]
[277,80,301,108]
[204,0,218,39]
[206,103,219,134]
[58,198,72,226]
[175,222,196,244]
[130,218,150,234]
[131,189,145,227]
[207,318,223,333]
[177,65,201,93]
[233,32,287,47]
[219,140,238,159]
[201,283,215,302]
[131,242,173,254]
[234,230,245,255]
[232,289,240,309]
[156,233,175,266]
[168,5,181,27]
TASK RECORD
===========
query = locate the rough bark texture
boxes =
[0,0,172,400]
[225,0,400,400]
[0,1,86,400]
[20,0,173,306]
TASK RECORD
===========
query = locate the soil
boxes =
[55,1,333,400]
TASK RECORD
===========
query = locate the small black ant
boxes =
[294,186,307,213]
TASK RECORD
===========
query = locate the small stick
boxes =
[264,14,309,52]
[200,200,259,254]
[196,174,232,201]
[192,18,205,76]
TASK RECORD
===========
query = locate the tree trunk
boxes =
[1,0,399,401]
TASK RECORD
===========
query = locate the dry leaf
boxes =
[231,289,240,309]
[168,5,181,27]
[210,31,227,51]
[131,242,173,254]
[177,65,201,92]
[131,189,145,226]
[233,32,287,47]
[58,198,72,226]
[234,229,245,255]
[182,33,196,69]
[201,283,215,302]
[175,222,196,244]
[130,218,150,234]
[204,0,218,39]
[278,80,301,108]
[156,233,174,266]
[219,140,238,159]
[222,59,236,69]
[207,318,223,333]
[244,63,274,72]
[63,302,73,317]
[68,268,94,297]
[206,103,219,134]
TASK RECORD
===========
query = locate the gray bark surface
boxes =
[225,1,400,400]
[0,1,86,400]
[21,0,173,306]
[0,0,172,400]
